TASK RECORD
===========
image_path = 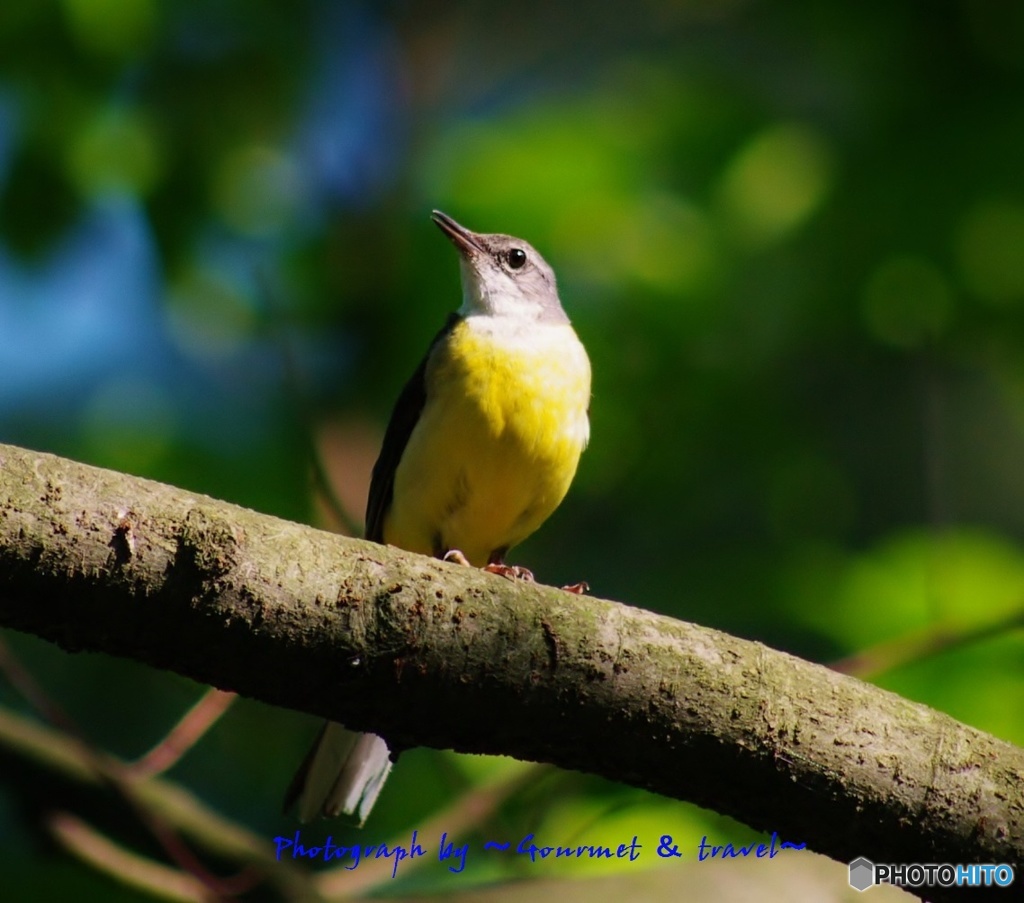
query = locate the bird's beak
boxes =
[431,210,485,257]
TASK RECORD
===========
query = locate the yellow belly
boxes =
[383,316,591,566]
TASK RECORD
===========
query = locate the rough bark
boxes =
[0,442,1021,900]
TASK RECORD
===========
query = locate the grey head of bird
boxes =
[432,210,569,325]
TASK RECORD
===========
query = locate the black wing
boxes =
[364,313,460,542]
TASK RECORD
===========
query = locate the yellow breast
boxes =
[384,315,591,566]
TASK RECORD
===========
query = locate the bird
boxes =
[284,210,592,824]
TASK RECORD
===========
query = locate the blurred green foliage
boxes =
[2,0,1024,898]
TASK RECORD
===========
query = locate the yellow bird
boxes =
[285,210,591,823]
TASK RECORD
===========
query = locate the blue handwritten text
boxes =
[272,830,426,878]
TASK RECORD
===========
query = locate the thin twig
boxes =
[831,608,1024,678]
[305,429,363,537]
[0,633,87,740]
[0,639,267,899]
[48,811,215,903]
[128,689,237,779]
[0,703,315,899]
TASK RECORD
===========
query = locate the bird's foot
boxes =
[442,549,472,567]
[483,563,535,583]
[444,551,578,590]
[444,549,532,581]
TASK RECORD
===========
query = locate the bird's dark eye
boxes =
[507,248,527,269]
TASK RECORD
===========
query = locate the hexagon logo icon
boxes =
[849,857,875,892]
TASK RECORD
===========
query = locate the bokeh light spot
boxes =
[165,267,257,362]
[213,145,304,237]
[862,255,953,348]
[61,0,156,59]
[955,198,1024,305]
[614,194,719,295]
[716,123,833,247]
[66,108,163,198]
[80,378,176,473]
[552,193,719,297]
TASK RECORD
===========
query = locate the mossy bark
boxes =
[1,443,1021,900]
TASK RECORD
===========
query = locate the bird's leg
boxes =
[442,548,531,580]
[444,549,585,592]
[483,549,535,583]
[483,563,536,582]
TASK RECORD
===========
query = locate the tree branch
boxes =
[1,442,1021,900]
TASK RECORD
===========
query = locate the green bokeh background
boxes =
[1,1,1023,899]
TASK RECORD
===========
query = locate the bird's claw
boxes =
[444,550,533,582]
[444,551,583,592]
[442,549,472,567]
[483,563,535,582]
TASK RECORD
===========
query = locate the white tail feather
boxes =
[291,722,393,825]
